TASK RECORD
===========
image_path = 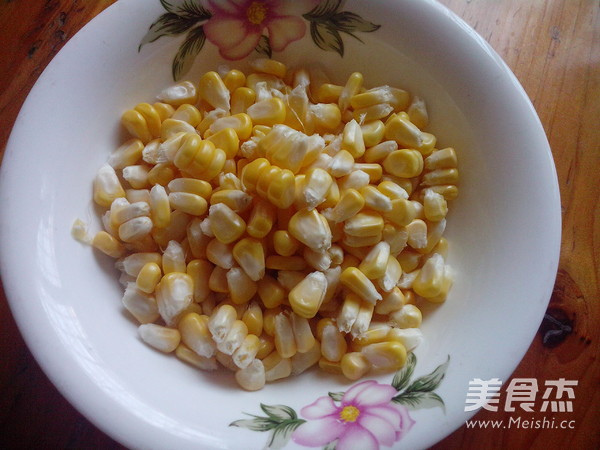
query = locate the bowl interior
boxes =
[0,0,560,448]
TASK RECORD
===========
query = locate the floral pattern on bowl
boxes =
[231,354,450,450]
[140,0,381,79]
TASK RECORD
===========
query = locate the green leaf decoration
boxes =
[304,0,342,20]
[260,404,298,422]
[255,35,273,58]
[405,355,450,394]
[229,417,278,432]
[265,420,305,450]
[160,0,211,19]
[139,12,196,50]
[172,25,206,80]
[393,391,446,410]
[328,391,344,402]
[323,441,338,450]
[310,22,344,56]
[392,352,417,391]
[330,11,381,34]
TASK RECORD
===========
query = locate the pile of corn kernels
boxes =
[73,59,458,391]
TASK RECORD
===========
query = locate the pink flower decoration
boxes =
[204,0,315,60]
[292,380,415,450]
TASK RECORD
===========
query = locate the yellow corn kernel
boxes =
[288,271,328,319]
[358,242,391,279]
[178,312,215,357]
[135,103,162,137]
[303,247,331,272]
[406,219,428,249]
[263,351,292,382]
[266,168,296,209]
[272,230,300,257]
[384,113,424,149]
[288,208,332,252]
[255,334,274,360]
[155,272,194,325]
[328,188,365,223]
[176,344,218,371]
[377,180,409,201]
[92,231,125,258]
[157,80,197,106]
[339,72,363,112]
[423,189,448,222]
[407,95,429,129]
[340,267,382,303]
[231,87,256,114]
[352,103,394,123]
[360,120,385,147]
[198,71,230,111]
[383,198,417,227]
[290,341,321,375]
[421,168,459,186]
[235,358,266,391]
[208,304,237,343]
[160,118,197,140]
[208,265,229,293]
[108,138,144,170]
[374,287,405,315]
[146,163,175,187]
[262,306,282,337]
[417,132,437,156]
[208,203,246,244]
[247,97,286,126]
[421,184,459,201]
[310,103,342,131]
[171,104,202,127]
[242,301,263,336]
[206,238,235,269]
[344,211,384,237]
[316,83,343,103]
[227,267,258,304]
[233,237,265,281]
[350,300,375,337]
[118,252,162,276]
[320,181,341,210]
[330,149,355,178]
[122,166,149,189]
[383,149,424,178]
[153,102,175,121]
[223,69,246,92]
[320,322,347,362]
[273,313,297,359]
[250,58,287,78]
[247,199,276,238]
[364,140,398,163]
[160,240,185,274]
[209,113,252,140]
[257,275,286,309]
[301,168,333,210]
[412,253,449,299]
[341,119,366,158]
[210,189,252,213]
[186,259,212,302]
[342,232,382,248]
[259,124,324,174]
[118,216,153,243]
[353,163,383,183]
[168,178,212,199]
[390,304,422,328]
[93,164,126,207]
[318,357,342,375]
[425,147,458,171]
[289,313,316,353]
[218,319,249,355]
[341,352,370,380]
[232,333,260,369]
[361,341,407,371]
[359,185,392,212]
[205,127,239,159]
[138,323,180,353]
[168,192,208,216]
[121,109,153,143]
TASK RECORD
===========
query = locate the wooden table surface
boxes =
[0,0,598,448]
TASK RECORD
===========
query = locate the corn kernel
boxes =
[288,208,332,252]
[288,271,328,319]
[227,267,258,304]
[233,237,265,281]
[340,267,382,304]
[93,164,126,207]
[208,203,246,244]
[198,71,230,110]
[361,341,407,371]
[157,80,197,106]
[92,231,125,258]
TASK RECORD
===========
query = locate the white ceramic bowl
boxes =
[0,0,560,448]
